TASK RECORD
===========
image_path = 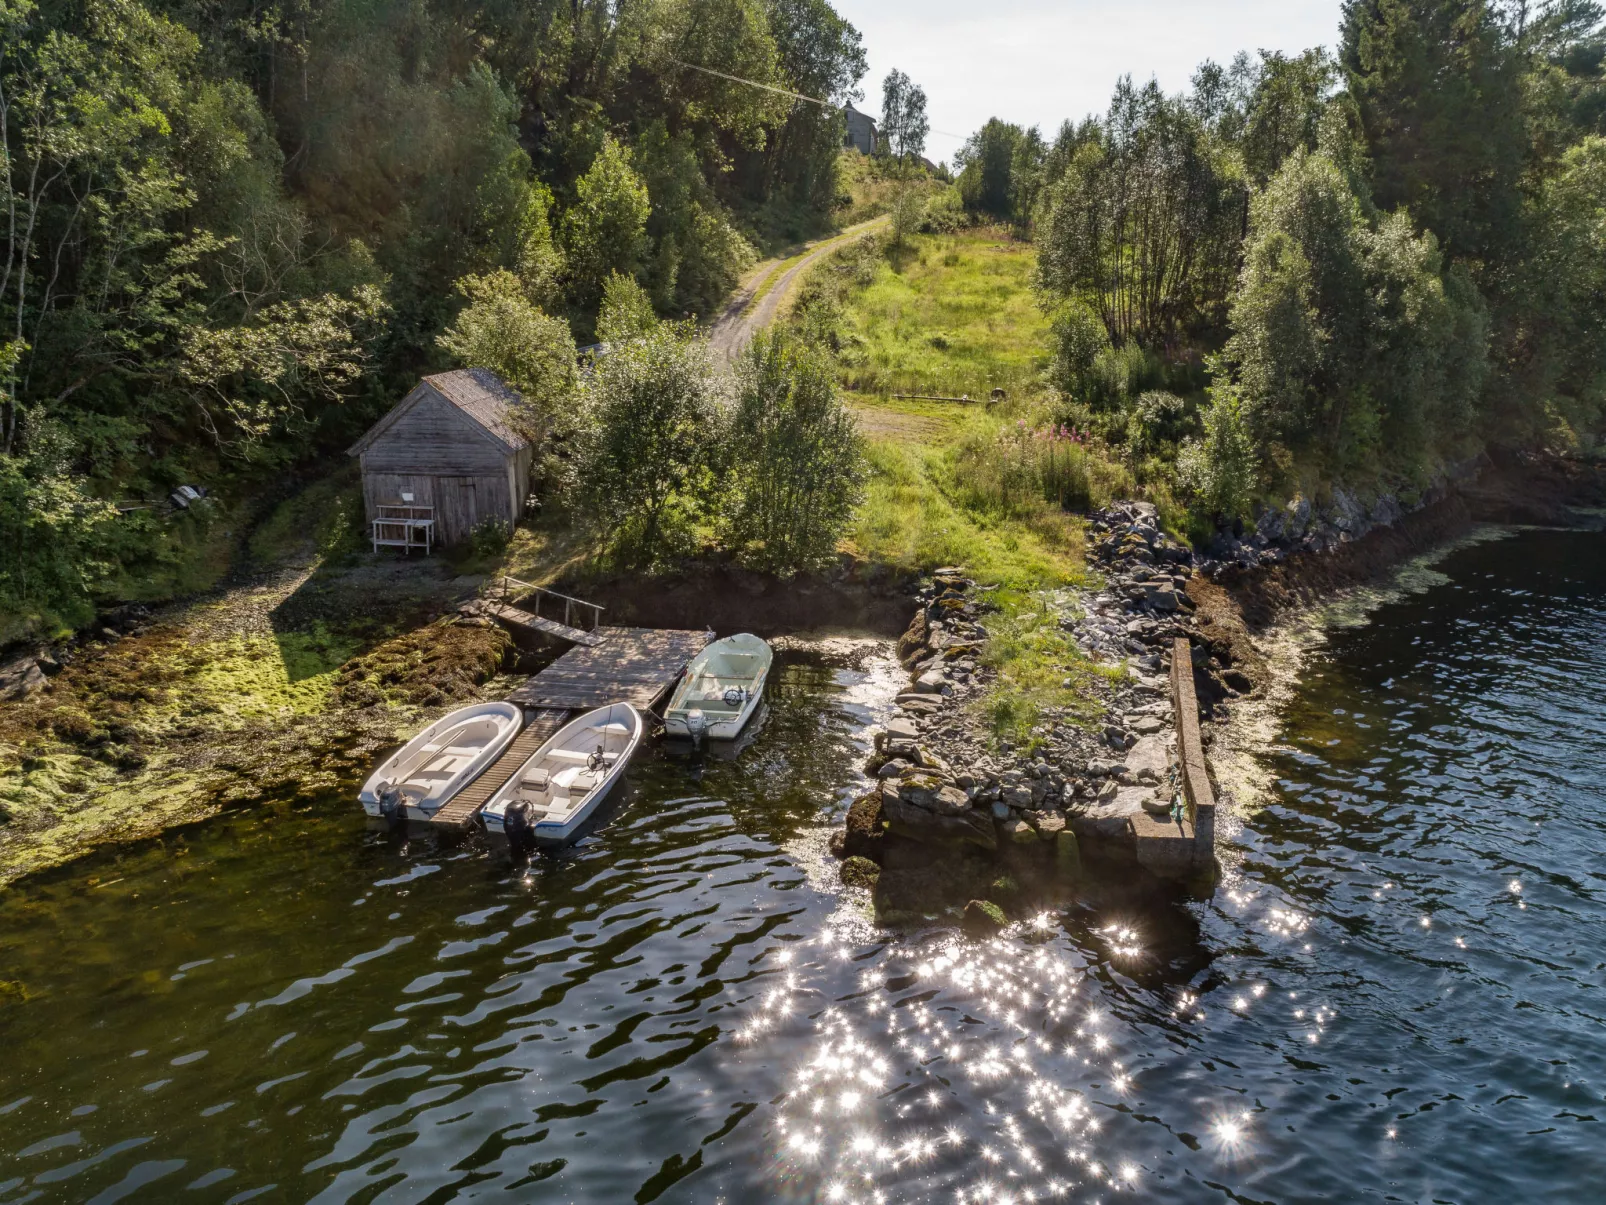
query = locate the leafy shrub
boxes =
[919,187,966,234]
[1047,302,1111,399]
[1125,391,1195,457]
[468,517,511,559]
[597,272,658,344]
[719,332,866,575]
[436,270,578,440]
[1178,376,1258,520]
[577,322,722,565]
[0,435,117,644]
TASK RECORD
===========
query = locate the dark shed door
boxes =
[436,476,482,546]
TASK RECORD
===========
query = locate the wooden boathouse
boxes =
[348,368,533,549]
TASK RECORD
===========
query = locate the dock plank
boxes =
[431,709,568,830]
[506,627,708,711]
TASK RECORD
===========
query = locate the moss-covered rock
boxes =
[843,791,886,861]
[1055,830,1083,880]
[840,856,882,889]
[962,898,1007,936]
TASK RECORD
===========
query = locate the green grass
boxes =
[851,439,1085,589]
[836,228,1052,400]
[977,594,1122,749]
[851,434,1117,748]
[248,465,366,567]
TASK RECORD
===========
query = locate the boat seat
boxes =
[520,768,550,789]
[552,766,601,793]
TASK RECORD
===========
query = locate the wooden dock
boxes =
[507,626,710,711]
[426,626,709,831]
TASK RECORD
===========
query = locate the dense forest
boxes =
[6,0,1606,644]
[0,0,868,638]
[952,0,1606,524]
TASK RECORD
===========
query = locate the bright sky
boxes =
[832,0,1342,162]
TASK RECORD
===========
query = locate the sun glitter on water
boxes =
[753,927,1156,1202]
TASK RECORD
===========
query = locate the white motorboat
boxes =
[661,633,772,742]
[481,702,644,848]
[359,701,523,822]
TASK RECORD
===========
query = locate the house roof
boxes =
[347,367,530,458]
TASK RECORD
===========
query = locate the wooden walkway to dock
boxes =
[427,625,709,831]
[463,599,604,648]
[431,708,567,829]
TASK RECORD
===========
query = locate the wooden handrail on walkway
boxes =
[490,576,606,633]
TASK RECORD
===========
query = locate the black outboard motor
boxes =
[504,801,535,857]
[377,782,406,827]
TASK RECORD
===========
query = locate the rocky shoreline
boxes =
[831,453,1606,928]
[830,505,1228,928]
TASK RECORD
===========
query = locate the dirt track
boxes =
[708,216,888,360]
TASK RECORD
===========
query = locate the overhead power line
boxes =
[669,58,968,149]
[668,58,836,108]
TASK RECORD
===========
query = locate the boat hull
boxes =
[358,702,524,821]
[662,633,772,743]
[661,688,762,741]
[481,703,643,848]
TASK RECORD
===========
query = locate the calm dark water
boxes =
[1,529,1603,1204]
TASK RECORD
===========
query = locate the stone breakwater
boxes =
[830,510,1233,924]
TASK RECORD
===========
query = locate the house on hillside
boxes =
[843,104,878,155]
[348,368,532,550]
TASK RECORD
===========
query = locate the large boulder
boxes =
[1124,735,1171,784]
[1025,810,1066,838]
[0,652,46,702]
[881,791,997,851]
[843,792,887,861]
[874,718,920,753]
[1067,786,1153,843]
[1003,819,1038,845]
[896,610,929,663]
[1142,583,1181,612]
[962,899,1006,937]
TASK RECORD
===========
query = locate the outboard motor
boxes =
[504,801,535,857]
[685,708,709,751]
[377,782,406,827]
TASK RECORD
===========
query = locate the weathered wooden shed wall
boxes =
[349,371,533,548]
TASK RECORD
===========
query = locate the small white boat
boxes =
[662,633,772,742]
[359,702,523,821]
[482,703,644,847]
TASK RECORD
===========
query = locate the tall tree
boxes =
[879,67,928,164]
[1036,79,1247,347]
[1341,0,1528,265]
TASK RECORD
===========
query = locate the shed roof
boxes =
[347,368,530,458]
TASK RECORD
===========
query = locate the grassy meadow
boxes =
[836,228,1052,401]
